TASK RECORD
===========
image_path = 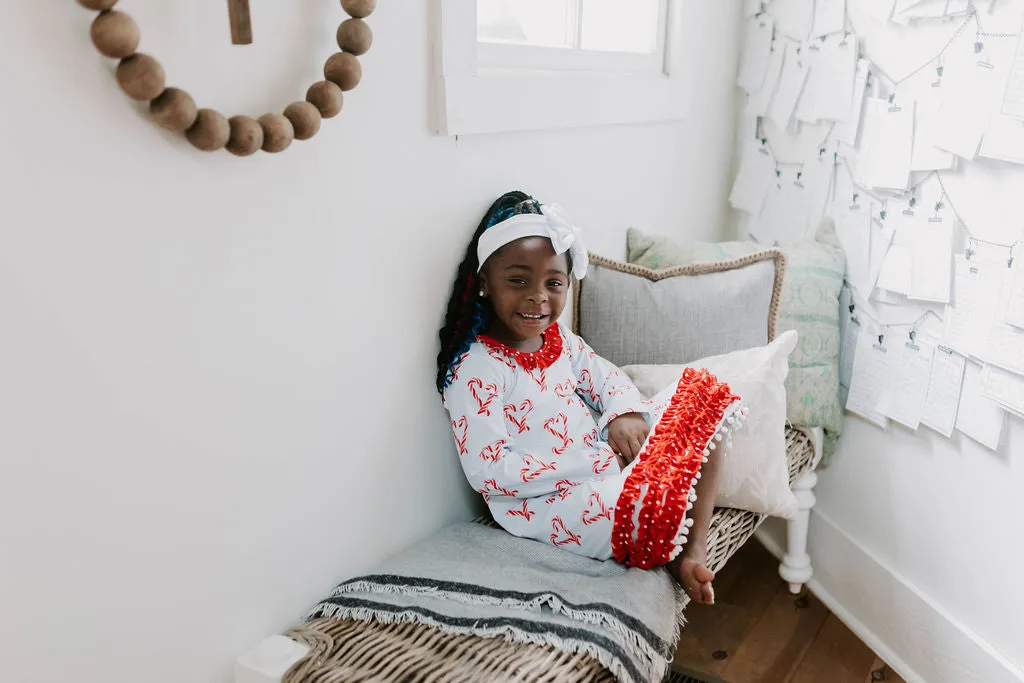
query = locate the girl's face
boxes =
[481,237,570,347]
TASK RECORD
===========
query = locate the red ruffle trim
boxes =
[478,324,564,371]
[611,368,740,569]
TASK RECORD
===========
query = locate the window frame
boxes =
[433,0,689,136]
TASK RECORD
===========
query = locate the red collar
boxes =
[478,324,564,371]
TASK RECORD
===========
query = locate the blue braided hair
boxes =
[436,191,543,394]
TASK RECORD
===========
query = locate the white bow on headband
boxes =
[476,203,589,280]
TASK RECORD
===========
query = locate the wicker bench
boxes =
[259,427,820,683]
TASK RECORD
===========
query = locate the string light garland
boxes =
[74,0,376,155]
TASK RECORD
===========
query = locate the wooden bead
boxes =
[336,18,373,56]
[259,114,294,153]
[324,52,362,91]
[284,102,322,140]
[91,10,140,59]
[116,54,165,101]
[77,0,119,10]
[306,81,344,118]
[226,116,264,156]
[186,109,231,151]
[341,0,376,19]
[150,88,198,132]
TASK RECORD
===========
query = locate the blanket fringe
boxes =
[318,580,674,667]
[310,600,653,683]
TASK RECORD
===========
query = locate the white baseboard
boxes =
[755,512,1024,683]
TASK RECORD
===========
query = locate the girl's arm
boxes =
[444,353,595,501]
[563,325,653,439]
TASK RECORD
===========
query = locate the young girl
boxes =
[436,191,746,605]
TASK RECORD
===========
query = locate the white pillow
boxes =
[621,330,799,520]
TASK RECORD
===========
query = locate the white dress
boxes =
[443,323,743,568]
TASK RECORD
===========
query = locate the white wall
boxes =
[0,2,740,682]
[756,3,1024,681]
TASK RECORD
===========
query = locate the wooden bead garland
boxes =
[187,109,231,151]
[284,102,322,140]
[337,19,372,56]
[226,116,264,157]
[323,52,362,91]
[306,81,344,118]
[116,54,165,101]
[150,87,198,132]
[91,11,140,59]
[259,114,294,153]
[76,0,375,155]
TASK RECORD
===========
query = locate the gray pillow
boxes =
[573,250,786,368]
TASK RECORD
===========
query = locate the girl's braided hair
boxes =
[435,191,542,394]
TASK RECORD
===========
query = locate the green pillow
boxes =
[626,225,845,464]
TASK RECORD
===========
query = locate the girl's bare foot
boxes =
[670,544,715,604]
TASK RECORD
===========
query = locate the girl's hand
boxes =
[607,414,650,464]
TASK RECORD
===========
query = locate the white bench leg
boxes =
[779,469,817,594]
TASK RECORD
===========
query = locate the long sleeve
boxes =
[443,349,596,501]
[564,327,654,439]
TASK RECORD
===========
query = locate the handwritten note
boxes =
[920,346,966,437]
[908,218,953,304]
[746,42,787,117]
[738,15,775,92]
[1000,28,1024,119]
[729,141,776,215]
[855,97,914,191]
[835,59,871,145]
[878,337,935,429]
[839,287,860,389]
[812,0,845,37]
[982,364,1024,418]
[796,35,858,122]
[955,360,1006,451]
[846,331,891,428]
[1005,259,1024,328]
[767,42,811,130]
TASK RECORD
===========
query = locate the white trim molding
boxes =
[432,0,690,136]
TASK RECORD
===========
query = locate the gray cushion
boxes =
[573,250,786,367]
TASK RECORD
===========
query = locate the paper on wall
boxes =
[982,364,1024,418]
[845,329,891,428]
[749,169,812,246]
[834,197,873,293]
[1006,260,1024,329]
[744,0,763,17]
[862,0,897,24]
[839,286,861,389]
[796,35,858,122]
[955,360,1006,451]
[942,254,989,356]
[812,0,845,37]
[855,97,914,191]
[746,41,787,117]
[868,209,897,294]
[875,196,919,295]
[974,270,1024,377]
[835,59,871,145]
[930,38,1007,160]
[979,115,1024,165]
[908,215,953,303]
[770,0,814,40]
[729,141,776,215]
[877,336,935,429]
[920,345,966,437]
[767,42,811,130]
[893,0,970,23]
[910,83,958,171]
[1000,28,1024,119]
[738,15,775,92]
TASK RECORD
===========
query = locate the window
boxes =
[434,0,687,136]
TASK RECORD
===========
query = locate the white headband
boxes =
[476,203,588,280]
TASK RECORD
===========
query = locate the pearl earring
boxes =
[479,289,485,297]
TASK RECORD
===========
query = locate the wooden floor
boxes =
[672,539,907,683]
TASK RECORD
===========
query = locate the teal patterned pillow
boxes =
[627,225,846,462]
